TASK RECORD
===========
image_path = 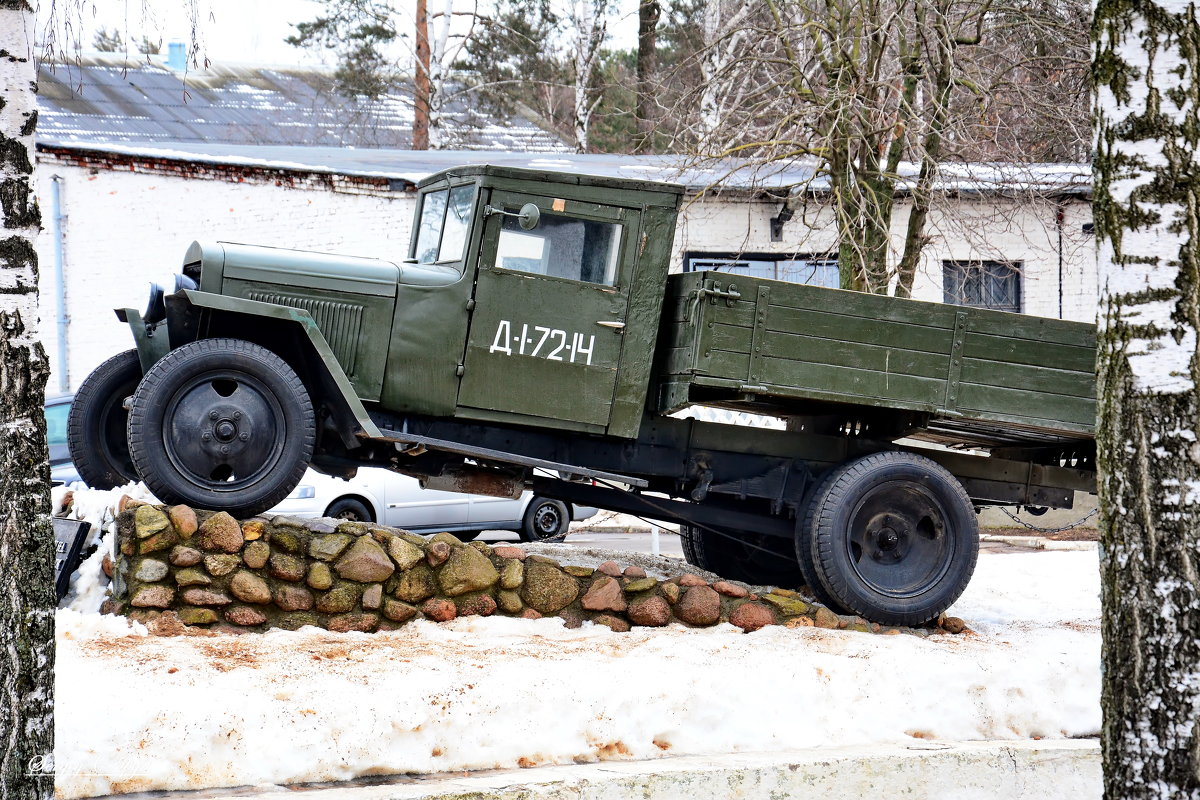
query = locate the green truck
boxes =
[68,165,1096,626]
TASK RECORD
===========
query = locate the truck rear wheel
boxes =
[799,451,978,626]
[680,522,804,588]
[67,349,142,489]
[127,338,315,517]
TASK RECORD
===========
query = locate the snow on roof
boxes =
[37,136,1093,197]
[36,56,569,153]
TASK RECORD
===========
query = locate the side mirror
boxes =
[484,202,542,229]
[518,203,541,230]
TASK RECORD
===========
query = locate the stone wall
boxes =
[106,503,965,636]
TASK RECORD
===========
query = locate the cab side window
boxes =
[494,210,621,286]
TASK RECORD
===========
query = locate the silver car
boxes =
[269,466,597,542]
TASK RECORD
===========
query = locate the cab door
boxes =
[457,190,636,431]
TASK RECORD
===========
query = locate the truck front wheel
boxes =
[127,338,315,518]
[799,451,978,627]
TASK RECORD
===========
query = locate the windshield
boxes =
[413,185,475,264]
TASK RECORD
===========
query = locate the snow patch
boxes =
[55,550,1102,798]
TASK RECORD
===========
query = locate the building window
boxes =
[942,260,1022,313]
[685,252,839,289]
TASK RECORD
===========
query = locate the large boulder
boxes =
[334,536,395,583]
[134,505,170,539]
[394,564,438,604]
[387,537,424,570]
[627,595,671,627]
[229,571,272,605]
[581,576,627,612]
[197,512,244,553]
[437,545,500,597]
[309,533,353,562]
[520,562,579,614]
[674,585,720,626]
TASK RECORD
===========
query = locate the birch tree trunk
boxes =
[427,0,455,150]
[1094,2,1200,798]
[697,0,748,142]
[0,3,55,799]
[570,0,607,153]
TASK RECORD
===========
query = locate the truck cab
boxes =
[174,166,682,444]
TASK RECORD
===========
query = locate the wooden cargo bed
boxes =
[656,272,1096,449]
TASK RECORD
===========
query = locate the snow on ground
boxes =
[54,539,1101,799]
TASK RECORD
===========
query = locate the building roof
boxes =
[36,137,1093,199]
[36,55,568,152]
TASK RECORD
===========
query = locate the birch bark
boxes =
[0,3,55,799]
[570,0,607,152]
[1094,1,1200,797]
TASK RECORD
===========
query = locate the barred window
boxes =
[942,260,1022,313]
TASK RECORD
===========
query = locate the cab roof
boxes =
[418,164,686,207]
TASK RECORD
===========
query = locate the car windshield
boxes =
[413,185,475,264]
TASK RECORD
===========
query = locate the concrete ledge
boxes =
[190,740,1100,800]
[980,534,1098,551]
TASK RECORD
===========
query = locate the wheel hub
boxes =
[536,507,558,532]
[213,419,238,442]
[163,372,282,488]
[846,483,953,598]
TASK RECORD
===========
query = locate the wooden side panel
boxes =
[954,310,1097,431]
[657,271,1097,440]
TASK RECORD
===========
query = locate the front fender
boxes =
[118,290,382,448]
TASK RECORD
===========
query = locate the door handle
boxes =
[597,321,625,330]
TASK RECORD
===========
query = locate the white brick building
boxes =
[34,142,1093,393]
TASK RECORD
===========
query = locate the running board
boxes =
[374,426,650,489]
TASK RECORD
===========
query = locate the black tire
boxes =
[127,338,315,517]
[67,349,142,489]
[451,530,482,542]
[795,475,853,614]
[801,451,979,626]
[519,497,570,541]
[680,522,804,587]
[325,498,374,523]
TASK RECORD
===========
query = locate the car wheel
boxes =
[325,498,374,523]
[801,451,979,626]
[680,522,804,588]
[519,498,569,541]
[67,349,142,489]
[127,338,315,517]
[451,530,482,542]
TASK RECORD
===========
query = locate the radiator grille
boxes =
[247,292,364,376]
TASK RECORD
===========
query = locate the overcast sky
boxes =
[37,0,642,67]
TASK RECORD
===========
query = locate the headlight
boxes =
[143,273,198,325]
[287,485,316,500]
